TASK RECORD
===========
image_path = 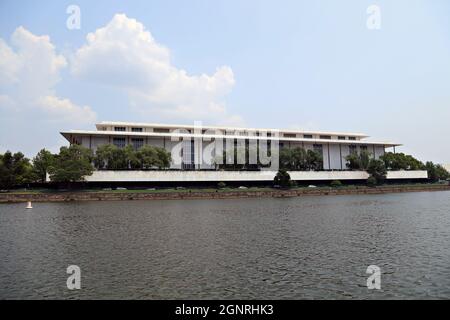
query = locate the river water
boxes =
[1,191,449,299]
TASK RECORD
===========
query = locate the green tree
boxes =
[48,145,94,183]
[367,159,387,184]
[0,151,34,189]
[135,145,171,169]
[124,145,140,169]
[155,147,172,169]
[32,149,55,183]
[94,144,128,170]
[425,162,450,182]
[380,152,425,171]
[346,150,371,170]
[279,147,308,171]
[306,149,323,170]
[274,169,292,188]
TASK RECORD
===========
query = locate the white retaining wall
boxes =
[83,170,428,182]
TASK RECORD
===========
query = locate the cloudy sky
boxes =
[0,0,449,163]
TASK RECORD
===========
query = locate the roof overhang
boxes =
[60,130,401,147]
[94,121,370,138]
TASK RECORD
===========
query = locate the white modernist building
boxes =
[60,122,429,182]
[61,121,401,170]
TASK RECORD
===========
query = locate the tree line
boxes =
[0,144,172,189]
[0,145,448,189]
[278,148,449,185]
[345,151,449,184]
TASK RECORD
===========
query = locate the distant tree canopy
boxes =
[380,152,425,171]
[380,152,449,182]
[1,144,448,189]
[0,151,34,189]
[94,144,171,170]
[48,145,94,183]
[32,149,55,183]
[425,162,450,182]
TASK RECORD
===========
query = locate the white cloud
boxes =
[0,39,21,85]
[38,95,96,123]
[72,14,240,123]
[0,27,96,156]
[0,26,95,121]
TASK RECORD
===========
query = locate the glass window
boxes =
[154,128,170,133]
[349,145,357,154]
[182,139,195,170]
[319,135,331,140]
[283,133,296,138]
[304,134,313,139]
[313,144,323,152]
[131,127,143,132]
[131,138,144,150]
[348,136,356,141]
[114,127,126,132]
[113,137,126,148]
[338,136,346,140]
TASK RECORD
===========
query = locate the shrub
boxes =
[217,181,226,189]
[330,180,342,188]
[367,176,377,187]
[274,169,292,188]
[367,159,387,184]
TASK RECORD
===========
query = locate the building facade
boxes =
[61,122,401,171]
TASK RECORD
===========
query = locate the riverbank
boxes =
[1,184,449,203]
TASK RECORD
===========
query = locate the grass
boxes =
[3,182,447,195]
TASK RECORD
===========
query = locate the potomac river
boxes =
[1,191,449,299]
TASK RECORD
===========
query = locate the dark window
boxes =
[348,136,356,141]
[154,128,170,133]
[349,145,357,154]
[338,136,346,140]
[319,135,331,140]
[313,144,323,153]
[131,138,144,150]
[114,127,126,132]
[113,137,126,148]
[283,133,296,138]
[304,134,313,139]
[131,127,143,132]
[360,145,368,152]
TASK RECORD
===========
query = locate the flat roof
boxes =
[95,121,369,138]
[60,130,401,147]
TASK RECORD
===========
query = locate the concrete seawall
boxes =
[1,185,449,203]
[82,170,429,182]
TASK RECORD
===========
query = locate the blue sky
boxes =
[0,0,449,163]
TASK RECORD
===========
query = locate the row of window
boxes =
[113,137,144,150]
[112,138,369,156]
[283,133,356,140]
[112,126,357,142]
[114,127,143,132]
